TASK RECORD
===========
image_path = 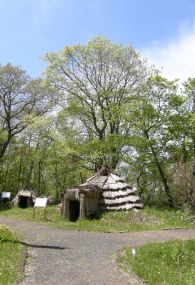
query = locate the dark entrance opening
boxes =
[19,196,28,208]
[69,200,80,222]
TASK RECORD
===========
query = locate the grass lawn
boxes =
[116,239,195,285]
[0,205,195,285]
[0,225,25,285]
[0,204,195,232]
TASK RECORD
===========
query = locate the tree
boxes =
[44,36,150,169]
[125,74,179,207]
[182,78,195,210]
[0,64,55,159]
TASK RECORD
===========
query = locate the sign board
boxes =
[34,198,47,208]
[1,192,11,199]
[33,198,48,220]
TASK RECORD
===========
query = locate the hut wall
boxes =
[84,192,99,216]
[63,191,100,220]
[12,190,35,208]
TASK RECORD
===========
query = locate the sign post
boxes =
[33,198,48,220]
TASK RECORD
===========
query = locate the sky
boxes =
[1,0,195,81]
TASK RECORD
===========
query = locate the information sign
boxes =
[33,197,48,219]
[34,198,47,208]
[2,192,11,199]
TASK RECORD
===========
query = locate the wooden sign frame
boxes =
[33,198,48,219]
[1,192,11,203]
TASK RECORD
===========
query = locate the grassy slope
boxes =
[0,225,24,285]
[0,205,195,232]
[116,240,195,285]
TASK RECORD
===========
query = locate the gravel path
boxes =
[1,216,195,285]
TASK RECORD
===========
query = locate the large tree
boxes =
[44,36,150,169]
[181,78,195,209]
[0,64,55,159]
[125,74,179,207]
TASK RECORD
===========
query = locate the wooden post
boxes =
[44,208,46,220]
[63,194,70,218]
[80,193,85,218]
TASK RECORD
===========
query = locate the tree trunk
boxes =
[110,147,119,169]
[191,90,195,211]
[0,140,10,159]
[17,147,24,191]
[38,160,42,195]
[3,156,10,191]
[26,160,34,189]
[144,130,174,207]
[154,156,174,208]
[192,155,195,211]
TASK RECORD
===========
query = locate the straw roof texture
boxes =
[81,166,143,210]
[17,190,35,198]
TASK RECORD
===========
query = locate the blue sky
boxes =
[1,0,195,80]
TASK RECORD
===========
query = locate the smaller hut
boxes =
[12,190,35,208]
[63,166,143,221]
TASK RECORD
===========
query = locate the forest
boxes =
[1,36,195,210]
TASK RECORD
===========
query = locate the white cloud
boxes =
[141,21,195,82]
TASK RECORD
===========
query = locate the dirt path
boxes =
[1,216,195,285]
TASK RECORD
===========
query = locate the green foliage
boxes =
[117,240,195,285]
[2,40,195,211]
[44,35,150,169]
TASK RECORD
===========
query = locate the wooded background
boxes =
[1,36,195,210]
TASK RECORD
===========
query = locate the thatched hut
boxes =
[63,166,143,221]
[12,190,35,208]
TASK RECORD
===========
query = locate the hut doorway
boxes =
[19,196,28,208]
[69,200,80,222]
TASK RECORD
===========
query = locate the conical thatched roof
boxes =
[81,166,143,210]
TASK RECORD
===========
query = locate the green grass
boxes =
[116,240,195,285]
[0,205,195,232]
[0,205,195,285]
[0,225,25,285]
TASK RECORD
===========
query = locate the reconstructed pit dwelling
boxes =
[63,166,143,221]
[12,190,35,208]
